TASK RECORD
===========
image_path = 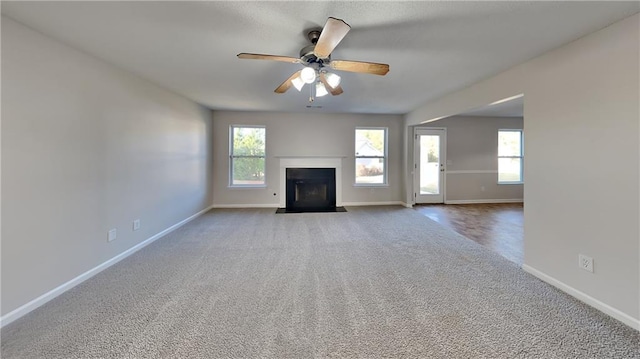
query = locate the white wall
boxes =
[418,116,524,203]
[212,111,403,207]
[1,17,213,318]
[405,14,639,327]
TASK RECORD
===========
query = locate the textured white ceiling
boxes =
[2,1,638,114]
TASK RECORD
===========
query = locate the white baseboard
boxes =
[445,199,524,204]
[212,204,278,209]
[0,205,214,328]
[342,201,405,207]
[522,264,639,331]
[212,202,408,208]
[446,170,498,174]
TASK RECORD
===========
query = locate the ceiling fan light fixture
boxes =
[238,17,389,99]
[300,66,316,84]
[291,76,305,91]
[315,81,328,97]
[325,72,341,88]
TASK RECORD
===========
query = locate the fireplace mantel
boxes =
[279,157,343,208]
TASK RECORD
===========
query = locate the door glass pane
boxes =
[498,158,522,182]
[420,135,440,194]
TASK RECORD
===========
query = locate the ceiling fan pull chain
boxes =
[309,83,314,102]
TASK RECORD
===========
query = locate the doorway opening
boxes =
[410,94,525,264]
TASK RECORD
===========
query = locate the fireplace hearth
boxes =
[278,168,345,213]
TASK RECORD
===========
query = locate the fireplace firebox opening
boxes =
[281,168,345,213]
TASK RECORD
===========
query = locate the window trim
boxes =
[354,126,388,187]
[229,125,267,188]
[497,129,524,184]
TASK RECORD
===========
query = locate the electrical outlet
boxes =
[578,254,594,273]
[108,228,117,242]
[133,219,141,231]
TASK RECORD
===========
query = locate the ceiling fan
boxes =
[237,17,389,101]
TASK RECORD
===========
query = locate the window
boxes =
[355,127,387,185]
[498,129,523,183]
[230,125,266,187]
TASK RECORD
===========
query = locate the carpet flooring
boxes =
[2,206,638,358]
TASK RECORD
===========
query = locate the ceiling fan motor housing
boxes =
[300,29,332,64]
[300,44,330,65]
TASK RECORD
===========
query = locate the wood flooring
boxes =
[413,203,524,265]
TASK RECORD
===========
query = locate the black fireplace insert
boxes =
[282,168,343,213]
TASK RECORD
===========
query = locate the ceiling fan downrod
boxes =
[308,30,321,44]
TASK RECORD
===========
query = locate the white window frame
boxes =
[229,125,266,188]
[354,127,388,186]
[498,129,524,184]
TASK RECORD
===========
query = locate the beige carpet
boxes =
[2,206,638,358]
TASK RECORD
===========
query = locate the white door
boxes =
[414,128,446,204]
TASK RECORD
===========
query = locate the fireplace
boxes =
[286,168,336,212]
[277,157,345,213]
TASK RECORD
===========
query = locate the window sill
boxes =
[228,185,267,189]
[353,183,389,188]
[497,182,524,185]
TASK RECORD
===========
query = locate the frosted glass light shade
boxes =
[315,82,328,97]
[291,76,304,91]
[300,67,316,84]
[325,72,341,88]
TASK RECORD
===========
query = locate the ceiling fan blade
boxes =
[313,17,351,59]
[274,70,302,93]
[319,72,344,96]
[237,53,301,64]
[329,60,389,76]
